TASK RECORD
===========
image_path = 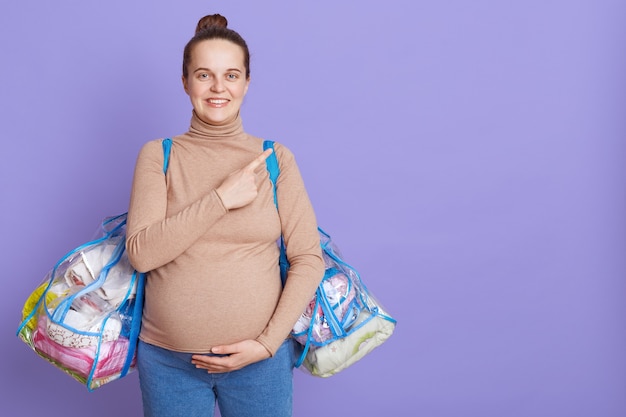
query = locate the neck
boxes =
[188,110,245,140]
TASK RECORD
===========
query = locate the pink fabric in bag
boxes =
[33,316,134,379]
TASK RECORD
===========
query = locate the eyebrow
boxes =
[193,67,243,73]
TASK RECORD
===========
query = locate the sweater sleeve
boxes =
[255,143,325,355]
[125,139,228,272]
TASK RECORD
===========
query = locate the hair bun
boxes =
[195,14,228,34]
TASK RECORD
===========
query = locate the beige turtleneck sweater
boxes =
[126,112,324,356]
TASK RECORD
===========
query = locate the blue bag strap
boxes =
[109,138,170,387]
[162,138,172,174]
[263,140,290,282]
[119,271,145,377]
[263,140,310,367]
[263,140,279,207]
[115,139,169,386]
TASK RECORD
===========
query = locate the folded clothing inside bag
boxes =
[302,310,395,377]
[64,244,136,307]
[34,315,133,380]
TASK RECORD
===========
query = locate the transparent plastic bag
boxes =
[263,140,397,377]
[17,213,145,391]
[287,228,396,377]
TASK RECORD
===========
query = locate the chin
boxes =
[204,111,237,125]
[199,115,231,126]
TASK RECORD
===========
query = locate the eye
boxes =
[226,73,239,80]
[198,73,210,80]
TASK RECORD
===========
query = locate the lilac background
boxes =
[1,0,625,416]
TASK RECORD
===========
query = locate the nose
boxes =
[210,77,225,93]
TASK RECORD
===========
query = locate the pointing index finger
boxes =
[246,148,273,171]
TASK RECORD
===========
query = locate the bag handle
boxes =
[113,137,172,382]
[263,141,290,285]
[162,138,172,174]
[263,140,279,206]
[263,140,313,367]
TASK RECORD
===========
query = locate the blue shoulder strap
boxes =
[162,138,172,174]
[262,140,290,286]
[118,138,172,384]
[264,140,314,367]
[118,138,171,385]
[263,140,279,206]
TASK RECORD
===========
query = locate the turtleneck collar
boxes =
[187,110,246,140]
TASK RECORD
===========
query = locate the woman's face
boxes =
[182,39,250,126]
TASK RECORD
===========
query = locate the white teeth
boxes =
[209,99,227,104]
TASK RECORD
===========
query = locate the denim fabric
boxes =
[137,339,297,417]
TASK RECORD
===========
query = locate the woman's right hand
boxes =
[216,148,273,210]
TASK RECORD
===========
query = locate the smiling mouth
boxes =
[208,99,229,106]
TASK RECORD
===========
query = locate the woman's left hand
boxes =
[191,339,271,373]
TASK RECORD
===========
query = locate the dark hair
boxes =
[182,14,250,79]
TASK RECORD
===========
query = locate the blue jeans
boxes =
[137,339,297,417]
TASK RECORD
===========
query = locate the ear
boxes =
[244,77,250,95]
[182,75,189,95]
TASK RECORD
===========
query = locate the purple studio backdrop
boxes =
[1,1,626,416]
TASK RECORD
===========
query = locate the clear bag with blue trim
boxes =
[17,214,145,391]
[264,140,397,377]
[16,138,173,390]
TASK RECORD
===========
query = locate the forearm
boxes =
[126,189,228,272]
